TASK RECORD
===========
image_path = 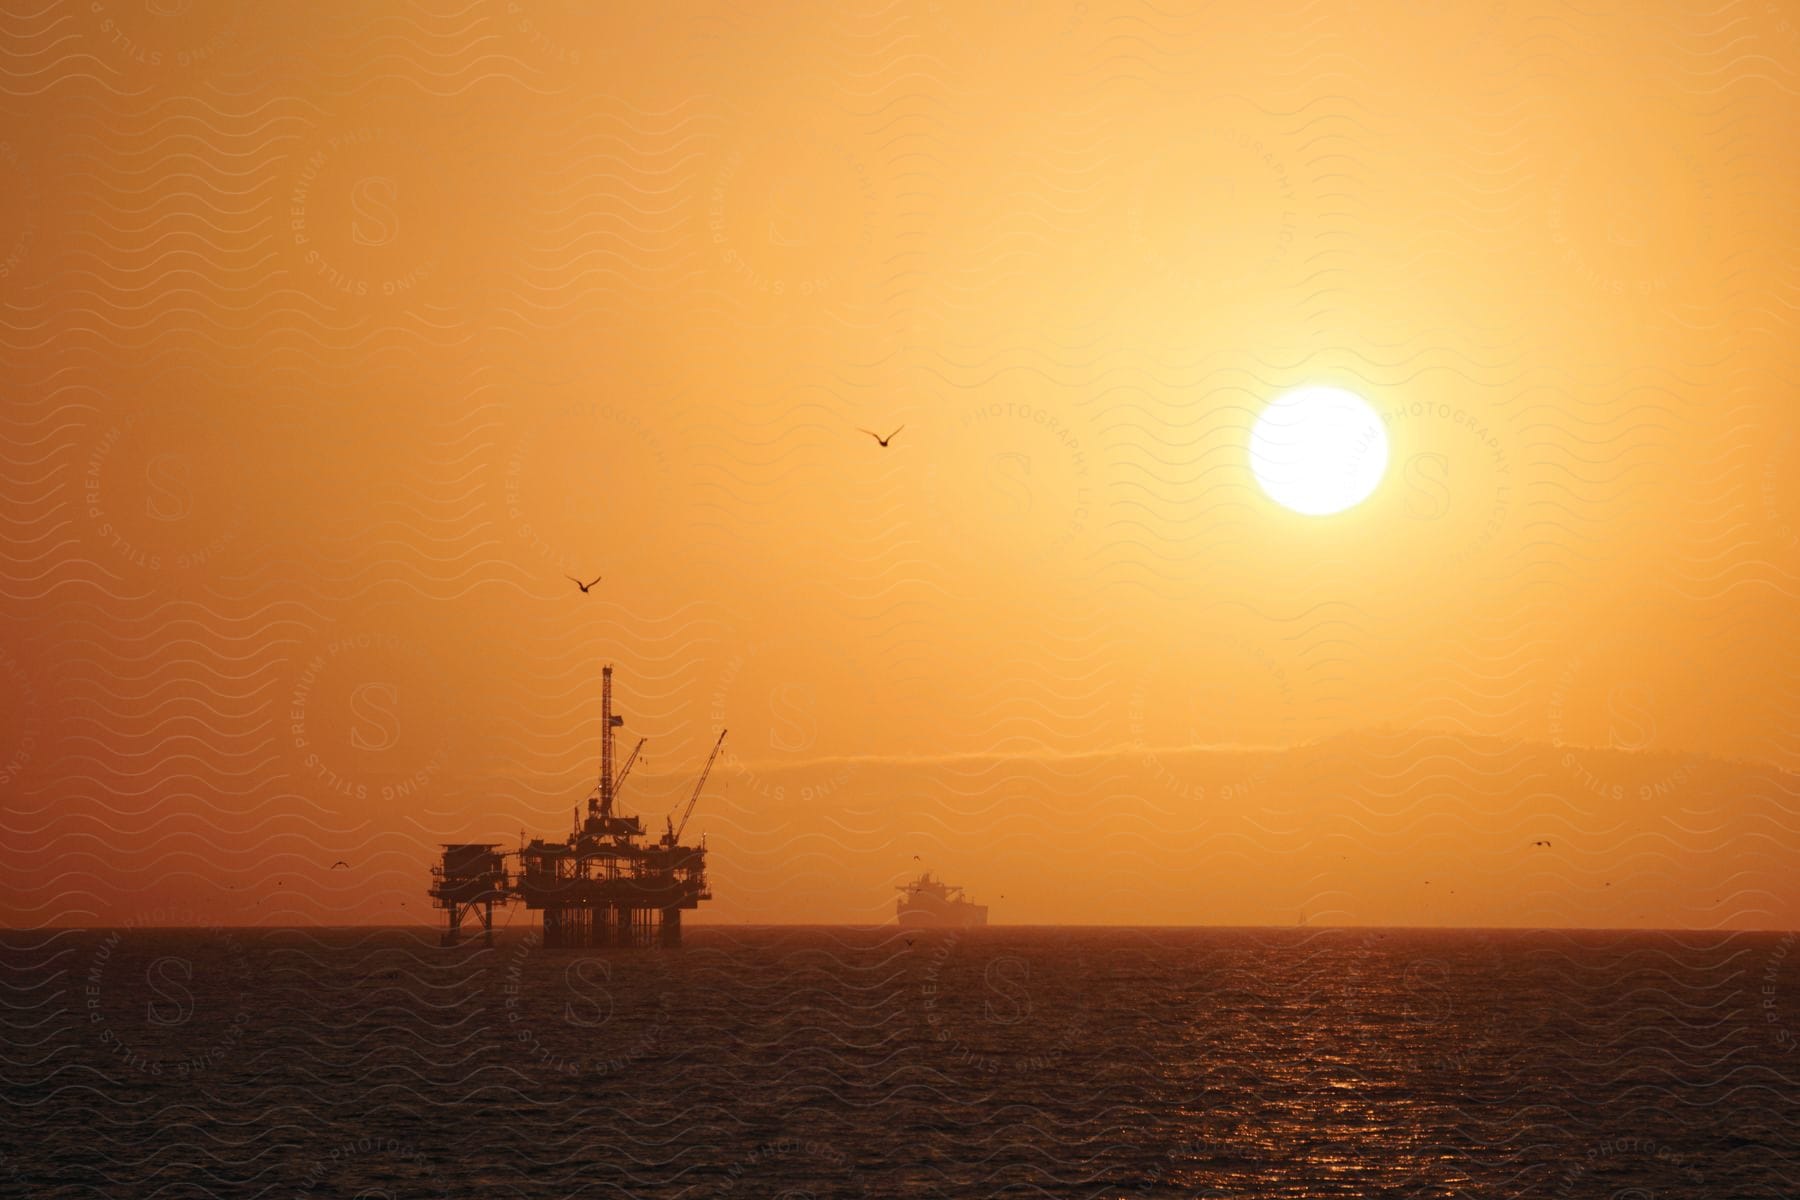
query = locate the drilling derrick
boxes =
[429,664,723,948]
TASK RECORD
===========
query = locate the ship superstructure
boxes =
[895,870,988,928]
[429,664,725,948]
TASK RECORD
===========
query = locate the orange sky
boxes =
[1,0,1796,930]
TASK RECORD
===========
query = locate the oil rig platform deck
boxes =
[429,665,725,948]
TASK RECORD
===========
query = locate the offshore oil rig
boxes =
[428,665,726,948]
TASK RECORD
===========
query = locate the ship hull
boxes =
[897,900,988,928]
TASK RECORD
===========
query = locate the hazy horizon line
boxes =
[662,729,1792,777]
[12,920,1794,935]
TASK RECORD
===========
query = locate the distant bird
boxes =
[330,860,349,870]
[905,937,915,948]
[859,425,904,448]
[566,574,602,593]
[1531,839,1552,848]
[912,855,920,861]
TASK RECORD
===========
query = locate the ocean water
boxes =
[3,926,1796,1198]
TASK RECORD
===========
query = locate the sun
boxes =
[1249,386,1389,516]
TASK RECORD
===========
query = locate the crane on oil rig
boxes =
[665,729,727,846]
[612,737,646,795]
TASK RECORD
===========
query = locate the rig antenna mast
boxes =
[597,664,625,817]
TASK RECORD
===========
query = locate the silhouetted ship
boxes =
[895,871,988,928]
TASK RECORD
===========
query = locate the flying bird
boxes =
[1531,839,1552,848]
[566,574,602,593]
[859,425,904,448]
[330,860,349,870]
